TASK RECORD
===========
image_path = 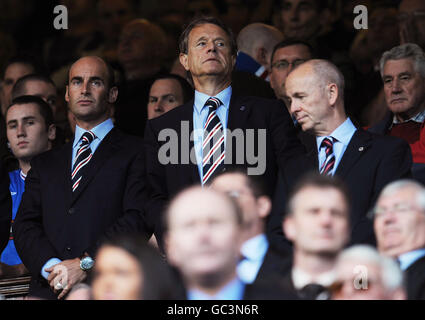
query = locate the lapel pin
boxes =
[359,147,364,152]
[240,106,246,111]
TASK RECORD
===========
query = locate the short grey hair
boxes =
[336,245,405,292]
[376,179,425,212]
[379,43,425,78]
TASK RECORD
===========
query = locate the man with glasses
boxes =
[269,39,313,107]
[373,179,425,299]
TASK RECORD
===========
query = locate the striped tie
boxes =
[202,97,225,184]
[319,137,335,176]
[71,131,95,192]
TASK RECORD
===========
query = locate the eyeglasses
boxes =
[271,59,307,70]
[373,203,418,218]
[397,11,425,23]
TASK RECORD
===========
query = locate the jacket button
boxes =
[68,208,75,215]
[66,247,71,252]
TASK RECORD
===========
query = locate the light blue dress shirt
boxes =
[187,277,245,300]
[193,86,232,183]
[237,233,269,284]
[398,248,425,271]
[316,118,357,176]
[41,118,114,280]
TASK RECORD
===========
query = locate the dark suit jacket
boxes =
[269,128,412,247]
[0,160,11,254]
[405,254,425,300]
[310,129,412,244]
[144,94,308,245]
[254,243,292,285]
[369,111,425,184]
[13,127,149,299]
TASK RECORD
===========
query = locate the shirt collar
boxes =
[240,233,269,262]
[194,86,232,115]
[187,277,245,300]
[73,118,114,148]
[393,110,425,125]
[398,248,425,271]
[316,117,356,151]
[292,267,336,290]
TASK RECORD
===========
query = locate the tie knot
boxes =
[320,137,334,150]
[81,131,95,145]
[205,97,222,111]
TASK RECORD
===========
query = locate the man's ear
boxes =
[328,83,338,105]
[283,215,296,242]
[65,85,70,103]
[108,86,118,104]
[47,124,56,142]
[257,196,272,219]
[179,53,190,71]
[254,47,268,67]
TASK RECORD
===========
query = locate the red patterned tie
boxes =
[202,97,225,184]
[71,131,95,191]
[320,137,335,176]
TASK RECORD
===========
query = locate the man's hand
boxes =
[45,258,87,300]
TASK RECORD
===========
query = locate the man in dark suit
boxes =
[284,59,412,245]
[210,169,292,285]
[144,16,306,246]
[0,160,11,255]
[374,179,425,300]
[280,173,351,300]
[13,56,149,299]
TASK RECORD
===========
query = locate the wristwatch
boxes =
[80,256,95,271]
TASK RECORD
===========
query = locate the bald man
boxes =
[284,59,412,245]
[14,56,149,300]
[235,23,284,81]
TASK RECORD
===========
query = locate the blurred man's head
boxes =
[6,95,56,169]
[285,59,346,136]
[332,245,406,300]
[210,169,271,241]
[270,40,313,103]
[398,0,425,49]
[165,186,243,292]
[278,0,328,40]
[147,74,193,119]
[1,57,37,116]
[237,23,284,71]
[283,173,350,257]
[118,19,167,81]
[12,74,58,117]
[380,43,425,122]
[374,180,425,258]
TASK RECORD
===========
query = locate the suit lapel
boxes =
[61,143,73,206]
[335,129,372,179]
[71,128,121,204]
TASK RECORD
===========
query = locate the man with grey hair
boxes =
[374,179,425,299]
[284,59,412,245]
[369,43,425,183]
[235,23,284,81]
[332,245,406,300]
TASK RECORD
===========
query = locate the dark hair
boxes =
[209,166,268,198]
[271,39,315,66]
[12,74,56,101]
[286,171,351,216]
[151,73,194,103]
[8,95,54,130]
[2,55,42,79]
[179,16,237,55]
[277,0,329,12]
[94,235,183,300]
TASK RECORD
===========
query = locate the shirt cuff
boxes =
[41,258,62,280]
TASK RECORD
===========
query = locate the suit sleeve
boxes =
[0,161,11,254]
[13,160,59,277]
[88,145,152,256]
